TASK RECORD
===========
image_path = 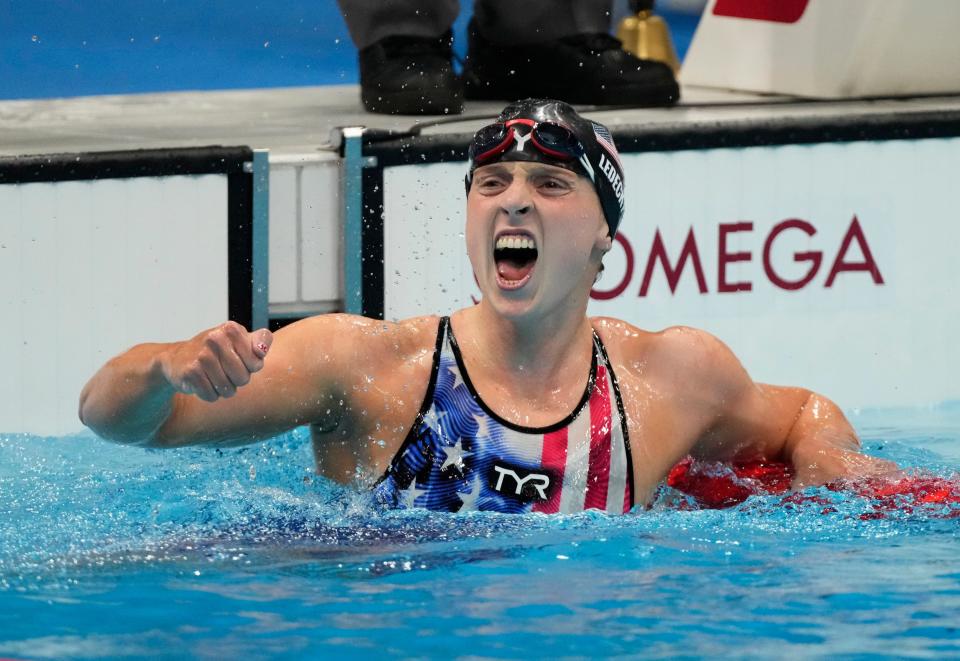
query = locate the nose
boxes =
[499,177,533,220]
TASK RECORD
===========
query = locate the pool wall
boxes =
[0,148,263,435]
[3,94,960,434]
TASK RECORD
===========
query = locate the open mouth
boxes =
[494,234,538,287]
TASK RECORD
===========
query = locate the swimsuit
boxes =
[373,317,635,513]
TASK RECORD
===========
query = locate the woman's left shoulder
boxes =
[591,317,731,375]
[589,316,652,363]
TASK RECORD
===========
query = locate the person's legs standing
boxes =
[466,0,679,106]
[337,0,464,115]
[473,0,612,43]
[338,0,459,49]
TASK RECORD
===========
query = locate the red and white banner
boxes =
[382,137,960,409]
[681,0,960,97]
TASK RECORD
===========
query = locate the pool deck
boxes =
[3,84,960,159]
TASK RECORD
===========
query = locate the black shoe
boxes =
[463,21,679,107]
[359,31,464,115]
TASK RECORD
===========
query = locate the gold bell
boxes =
[616,0,681,75]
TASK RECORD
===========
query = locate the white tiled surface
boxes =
[299,161,341,304]
[267,166,298,304]
[1,176,229,435]
[267,154,341,314]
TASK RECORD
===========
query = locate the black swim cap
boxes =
[465,99,625,236]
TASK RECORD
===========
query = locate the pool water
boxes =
[2,407,959,659]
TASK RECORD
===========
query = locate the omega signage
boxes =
[592,215,884,301]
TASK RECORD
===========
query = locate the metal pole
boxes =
[341,127,365,315]
[251,149,270,330]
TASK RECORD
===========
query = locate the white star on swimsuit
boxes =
[440,437,473,472]
[399,481,426,509]
[422,407,447,437]
[448,364,466,391]
[473,412,490,438]
[456,477,483,512]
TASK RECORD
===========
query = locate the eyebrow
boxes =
[475,164,578,179]
[474,164,510,177]
[528,166,578,179]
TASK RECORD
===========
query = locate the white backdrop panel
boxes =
[382,138,960,410]
[0,175,229,435]
[268,167,298,304]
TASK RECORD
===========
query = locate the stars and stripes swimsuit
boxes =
[373,317,635,514]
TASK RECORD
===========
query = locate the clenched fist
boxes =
[159,321,273,402]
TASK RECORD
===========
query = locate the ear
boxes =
[596,230,613,253]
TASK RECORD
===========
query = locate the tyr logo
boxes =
[491,463,552,501]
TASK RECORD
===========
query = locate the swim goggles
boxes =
[468,118,589,167]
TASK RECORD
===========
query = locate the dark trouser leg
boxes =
[464,0,678,106]
[473,0,613,44]
[338,0,464,114]
[336,0,460,50]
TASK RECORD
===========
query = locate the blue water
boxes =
[2,408,959,659]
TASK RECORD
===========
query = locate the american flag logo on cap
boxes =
[592,122,623,171]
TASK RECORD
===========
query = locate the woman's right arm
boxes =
[78,316,371,448]
[79,321,273,446]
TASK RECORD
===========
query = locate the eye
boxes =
[477,176,507,192]
[538,177,572,194]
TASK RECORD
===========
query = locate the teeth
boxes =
[495,235,536,250]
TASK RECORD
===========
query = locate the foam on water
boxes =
[2,412,959,659]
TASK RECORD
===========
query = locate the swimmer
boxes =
[79,99,897,513]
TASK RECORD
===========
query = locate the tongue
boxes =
[497,258,534,282]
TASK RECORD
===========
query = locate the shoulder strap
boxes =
[593,327,636,507]
[372,316,448,487]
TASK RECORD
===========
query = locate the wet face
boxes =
[465,161,612,319]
